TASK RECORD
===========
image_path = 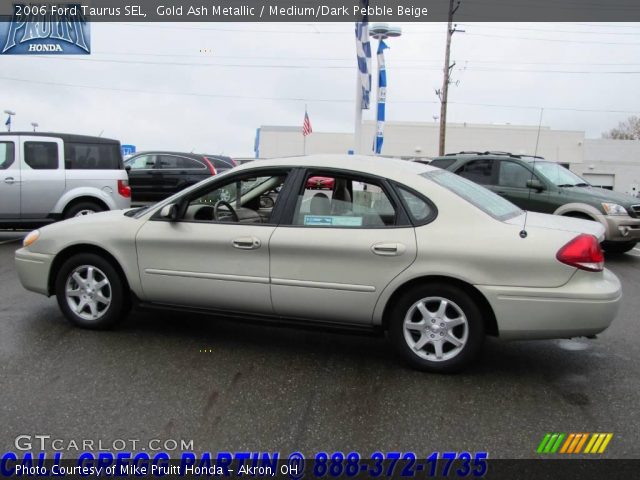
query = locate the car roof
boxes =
[434,151,546,162]
[235,154,434,180]
[129,151,205,158]
[0,132,120,144]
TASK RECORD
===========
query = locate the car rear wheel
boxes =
[55,253,129,329]
[602,241,637,254]
[389,283,484,373]
[64,201,104,219]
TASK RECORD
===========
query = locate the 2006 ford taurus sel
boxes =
[15,155,622,372]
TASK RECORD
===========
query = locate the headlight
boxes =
[23,230,40,247]
[601,203,628,216]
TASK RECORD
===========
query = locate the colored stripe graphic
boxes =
[539,433,613,454]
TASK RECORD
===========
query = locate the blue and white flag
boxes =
[374,40,389,154]
[355,2,372,110]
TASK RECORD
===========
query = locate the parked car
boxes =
[306,176,335,190]
[124,151,235,203]
[15,155,621,373]
[425,151,640,253]
[0,132,130,228]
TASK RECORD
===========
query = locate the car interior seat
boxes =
[310,192,331,216]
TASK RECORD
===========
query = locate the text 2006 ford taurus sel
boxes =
[15,155,622,372]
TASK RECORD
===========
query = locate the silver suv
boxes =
[0,133,131,228]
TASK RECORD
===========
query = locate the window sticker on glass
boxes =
[304,215,363,227]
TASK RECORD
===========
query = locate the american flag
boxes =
[302,110,312,136]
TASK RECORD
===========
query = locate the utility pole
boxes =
[438,0,461,156]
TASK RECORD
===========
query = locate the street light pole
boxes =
[4,110,15,132]
[370,23,401,155]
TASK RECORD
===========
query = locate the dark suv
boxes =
[124,151,235,203]
[426,151,640,253]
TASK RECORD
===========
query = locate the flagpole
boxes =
[303,104,307,155]
[354,73,362,154]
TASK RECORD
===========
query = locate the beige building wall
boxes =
[257,121,585,164]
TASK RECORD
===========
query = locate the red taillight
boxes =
[230,158,238,166]
[556,234,604,272]
[203,157,217,175]
[117,179,131,198]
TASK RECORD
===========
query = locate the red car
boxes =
[306,176,335,190]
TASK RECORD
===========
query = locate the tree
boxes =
[603,116,640,140]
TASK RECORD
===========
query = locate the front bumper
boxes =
[477,268,622,340]
[601,214,640,242]
[15,248,54,296]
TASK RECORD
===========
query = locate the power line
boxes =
[1,75,638,114]
[17,55,640,74]
[463,32,640,45]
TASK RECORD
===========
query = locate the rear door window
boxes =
[293,173,397,227]
[0,142,15,169]
[456,159,497,185]
[24,142,58,170]
[65,143,122,170]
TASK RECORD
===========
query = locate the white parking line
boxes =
[0,238,22,245]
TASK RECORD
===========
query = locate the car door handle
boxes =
[4,177,19,184]
[232,237,261,250]
[372,242,405,256]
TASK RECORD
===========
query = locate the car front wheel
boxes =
[55,253,129,329]
[389,283,485,373]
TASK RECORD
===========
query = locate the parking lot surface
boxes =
[1,233,639,458]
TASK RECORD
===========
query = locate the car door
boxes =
[157,155,208,197]
[494,160,552,213]
[125,154,157,202]
[19,136,65,218]
[135,168,293,313]
[0,138,19,219]
[268,169,417,325]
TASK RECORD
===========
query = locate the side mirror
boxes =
[159,203,179,221]
[125,165,131,173]
[526,179,545,192]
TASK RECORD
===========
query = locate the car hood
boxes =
[562,186,639,207]
[505,211,606,241]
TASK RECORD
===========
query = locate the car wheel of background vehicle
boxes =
[602,241,637,254]
[64,201,104,219]
[389,283,485,373]
[55,253,129,329]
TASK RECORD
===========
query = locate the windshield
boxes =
[533,162,590,187]
[423,169,522,221]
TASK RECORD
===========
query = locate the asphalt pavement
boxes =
[1,232,639,459]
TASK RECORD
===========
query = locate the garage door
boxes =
[583,173,615,190]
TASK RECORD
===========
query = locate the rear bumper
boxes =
[15,248,54,296]
[476,268,622,340]
[601,214,640,242]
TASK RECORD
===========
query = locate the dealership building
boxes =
[254,121,640,196]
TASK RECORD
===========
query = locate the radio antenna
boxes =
[520,107,544,239]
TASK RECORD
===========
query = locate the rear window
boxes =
[25,142,58,170]
[64,142,123,170]
[423,169,522,221]
[429,158,457,169]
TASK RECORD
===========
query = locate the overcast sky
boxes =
[2,22,640,156]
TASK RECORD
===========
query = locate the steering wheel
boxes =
[214,200,239,222]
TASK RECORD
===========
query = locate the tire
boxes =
[64,201,104,219]
[602,241,637,254]
[389,283,485,373]
[55,253,129,329]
